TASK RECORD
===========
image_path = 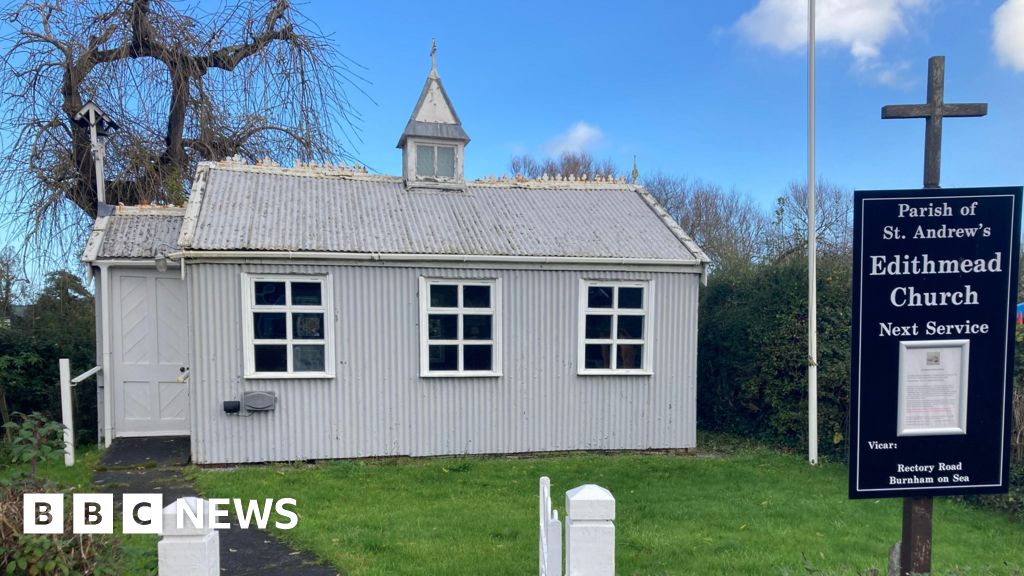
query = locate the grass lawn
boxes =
[191,435,1024,575]
[1,446,158,575]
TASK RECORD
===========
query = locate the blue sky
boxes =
[324,0,1024,209]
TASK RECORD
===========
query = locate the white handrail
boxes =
[71,365,102,384]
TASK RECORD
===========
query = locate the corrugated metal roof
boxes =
[96,212,184,259]
[181,162,704,262]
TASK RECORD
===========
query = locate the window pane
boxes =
[585,315,612,339]
[436,146,455,178]
[416,145,435,177]
[617,344,644,369]
[253,312,286,339]
[429,345,458,371]
[619,287,643,309]
[463,315,492,340]
[254,345,287,372]
[294,345,325,372]
[587,286,613,308]
[254,282,286,305]
[463,285,491,308]
[291,282,322,305]
[584,344,611,369]
[430,284,458,307]
[293,313,325,339]
[428,314,458,340]
[464,345,493,371]
[617,315,644,339]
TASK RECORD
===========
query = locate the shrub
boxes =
[0,480,122,575]
[3,412,64,480]
[697,253,852,459]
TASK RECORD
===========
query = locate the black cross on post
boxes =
[882,55,987,189]
[880,55,989,576]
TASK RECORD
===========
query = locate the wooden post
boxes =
[900,497,933,575]
[58,358,74,467]
[882,55,988,575]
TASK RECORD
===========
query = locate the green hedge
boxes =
[697,254,852,459]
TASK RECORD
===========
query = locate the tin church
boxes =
[82,58,709,464]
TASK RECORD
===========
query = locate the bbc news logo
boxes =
[23,494,299,534]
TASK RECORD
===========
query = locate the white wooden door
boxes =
[112,270,189,437]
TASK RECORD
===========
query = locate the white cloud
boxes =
[543,122,603,156]
[993,0,1024,72]
[735,0,926,81]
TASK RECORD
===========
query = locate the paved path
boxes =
[94,437,340,575]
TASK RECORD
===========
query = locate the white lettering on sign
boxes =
[869,253,1002,276]
[897,202,953,218]
[867,441,897,450]
[925,320,988,336]
[913,223,991,239]
[890,285,978,307]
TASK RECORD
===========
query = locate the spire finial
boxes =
[430,39,438,78]
[631,155,639,184]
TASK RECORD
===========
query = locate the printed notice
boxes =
[897,340,969,436]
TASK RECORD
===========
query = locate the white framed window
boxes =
[577,280,652,375]
[241,273,334,379]
[419,278,501,377]
[415,144,457,179]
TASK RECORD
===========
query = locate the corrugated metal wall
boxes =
[188,263,699,464]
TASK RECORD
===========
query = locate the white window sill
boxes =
[420,371,503,378]
[244,372,335,380]
[577,369,653,377]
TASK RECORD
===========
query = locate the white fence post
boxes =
[159,497,220,576]
[58,358,74,467]
[539,476,562,576]
[565,484,615,576]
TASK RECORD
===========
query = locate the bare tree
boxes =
[0,0,368,264]
[770,179,853,258]
[0,246,29,321]
[509,151,616,180]
[642,172,770,269]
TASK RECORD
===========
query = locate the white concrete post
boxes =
[158,497,220,576]
[58,359,74,467]
[565,484,615,576]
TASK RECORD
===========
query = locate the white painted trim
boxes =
[241,273,336,379]
[86,259,181,268]
[577,279,653,376]
[113,205,186,216]
[115,430,195,438]
[632,185,711,265]
[81,214,110,263]
[412,141,460,182]
[168,250,702,270]
[418,277,502,377]
[99,264,114,446]
[177,163,210,248]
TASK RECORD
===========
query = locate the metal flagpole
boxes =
[808,0,819,466]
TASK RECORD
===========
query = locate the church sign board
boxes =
[850,186,1022,499]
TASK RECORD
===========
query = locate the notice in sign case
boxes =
[897,339,969,436]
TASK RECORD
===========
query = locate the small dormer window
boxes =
[416,144,456,179]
